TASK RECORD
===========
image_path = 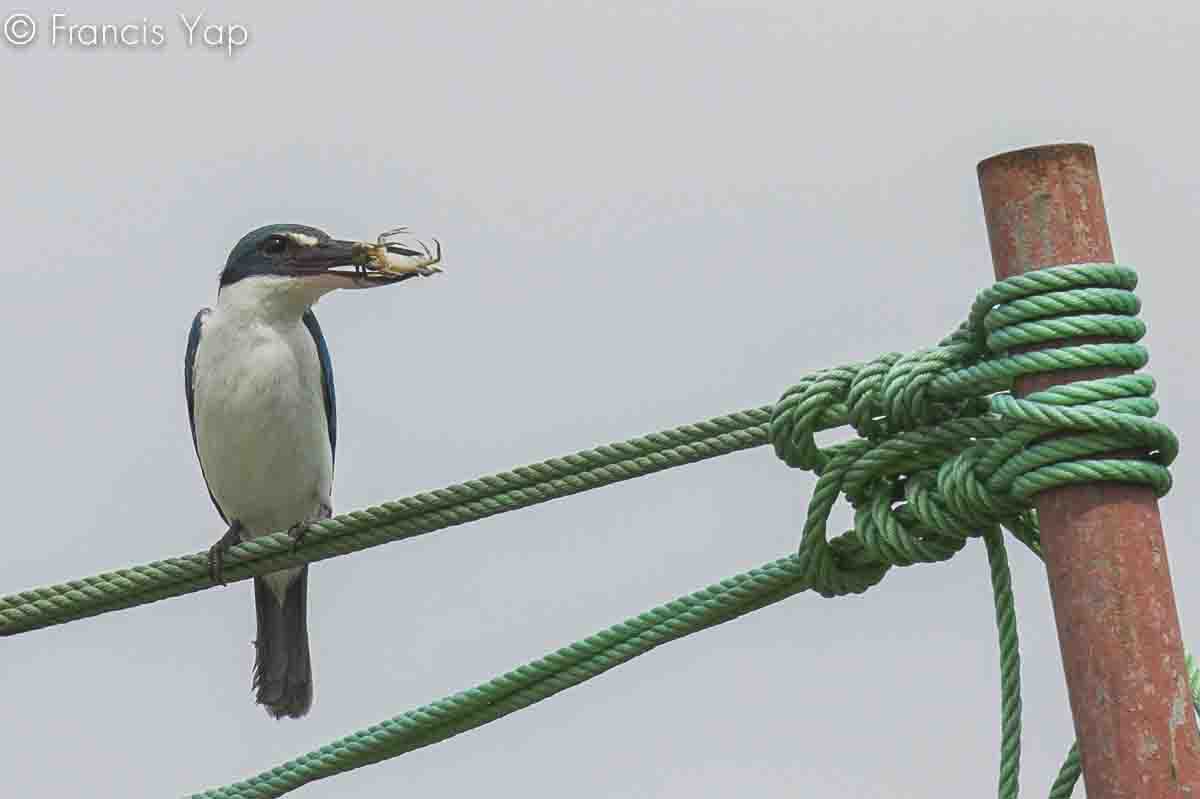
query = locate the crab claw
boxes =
[373,229,443,276]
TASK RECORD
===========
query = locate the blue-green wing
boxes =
[184,308,228,523]
[302,309,337,462]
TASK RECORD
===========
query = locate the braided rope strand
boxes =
[0,263,1181,797]
[0,409,779,635]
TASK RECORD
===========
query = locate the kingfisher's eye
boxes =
[262,235,287,255]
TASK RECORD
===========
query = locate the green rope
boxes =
[0,264,1182,796]
[0,408,779,635]
[190,552,819,798]
[188,534,1029,799]
[985,526,1022,798]
[182,263,1180,797]
[0,264,1171,636]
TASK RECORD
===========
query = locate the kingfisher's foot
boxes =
[286,522,307,553]
[208,520,244,586]
[287,504,332,553]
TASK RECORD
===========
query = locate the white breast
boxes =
[191,284,333,545]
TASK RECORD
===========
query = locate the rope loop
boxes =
[0,262,1184,799]
[771,263,1177,591]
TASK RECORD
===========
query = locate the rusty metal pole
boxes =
[977,143,1200,797]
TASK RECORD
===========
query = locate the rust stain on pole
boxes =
[978,143,1200,797]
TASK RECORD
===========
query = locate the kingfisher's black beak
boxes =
[285,238,360,274]
[285,238,430,288]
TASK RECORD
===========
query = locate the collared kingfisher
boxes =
[185,223,441,718]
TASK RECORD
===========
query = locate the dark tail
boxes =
[253,567,312,719]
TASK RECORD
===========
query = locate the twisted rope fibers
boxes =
[0,409,777,635]
[0,264,1180,797]
[183,264,1178,797]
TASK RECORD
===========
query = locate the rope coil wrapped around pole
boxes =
[0,263,1185,798]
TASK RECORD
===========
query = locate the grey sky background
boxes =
[2,1,1198,796]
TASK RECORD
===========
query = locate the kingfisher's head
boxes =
[217,223,441,310]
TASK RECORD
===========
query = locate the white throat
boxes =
[216,275,336,323]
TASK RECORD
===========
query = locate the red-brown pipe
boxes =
[977,143,1200,797]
